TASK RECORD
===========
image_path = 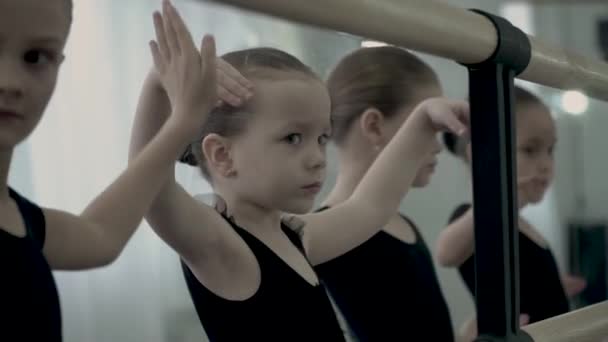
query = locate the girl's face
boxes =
[375,85,444,188]
[515,104,557,204]
[223,75,332,214]
[462,103,556,205]
[0,0,69,149]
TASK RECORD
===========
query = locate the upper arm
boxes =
[297,198,388,266]
[43,208,117,270]
[41,184,236,270]
[145,181,238,265]
[435,203,474,267]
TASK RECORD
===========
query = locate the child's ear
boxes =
[202,134,235,178]
[359,108,386,147]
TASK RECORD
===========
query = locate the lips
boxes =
[301,182,322,194]
[533,179,550,189]
[0,109,22,120]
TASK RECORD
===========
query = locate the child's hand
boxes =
[459,314,530,342]
[412,98,470,137]
[149,0,217,139]
[147,56,253,108]
[561,273,587,298]
[216,57,253,107]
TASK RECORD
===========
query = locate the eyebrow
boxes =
[279,120,331,132]
[29,36,64,47]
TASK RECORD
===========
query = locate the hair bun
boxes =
[178,144,199,166]
[442,132,458,155]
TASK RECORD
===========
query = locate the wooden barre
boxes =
[522,301,608,342]
[208,0,608,101]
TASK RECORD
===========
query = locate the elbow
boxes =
[96,243,123,268]
[93,232,129,268]
[434,234,459,268]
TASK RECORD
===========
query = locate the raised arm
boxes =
[126,1,252,267]
[435,204,475,267]
[301,98,470,265]
[43,1,226,270]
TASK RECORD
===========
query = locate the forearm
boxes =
[128,70,171,162]
[350,110,436,225]
[80,117,192,255]
[436,209,475,267]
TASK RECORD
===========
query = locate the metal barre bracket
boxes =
[463,9,531,73]
[462,9,535,342]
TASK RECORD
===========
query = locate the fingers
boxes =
[218,69,252,99]
[519,313,530,326]
[216,58,253,106]
[201,35,217,65]
[562,274,587,297]
[450,100,470,135]
[162,0,180,55]
[445,113,467,136]
[200,34,218,100]
[149,40,163,71]
[165,0,197,54]
[152,11,170,62]
[218,85,244,107]
[217,58,254,90]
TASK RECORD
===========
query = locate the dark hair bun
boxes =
[178,144,199,166]
[442,132,459,155]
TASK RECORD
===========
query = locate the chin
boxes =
[412,176,431,188]
[0,131,28,149]
[528,193,546,205]
[280,198,316,215]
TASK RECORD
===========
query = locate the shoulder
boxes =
[9,187,46,247]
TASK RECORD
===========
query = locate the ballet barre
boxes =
[209,0,608,101]
[523,300,608,342]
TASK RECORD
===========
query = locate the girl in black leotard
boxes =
[436,86,586,340]
[129,5,470,341]
[1,1,219,340]
[313,47,454,341]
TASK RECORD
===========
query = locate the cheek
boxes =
[29,72,58,121]
[516,153,531,174]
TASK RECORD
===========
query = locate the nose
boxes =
[306,143,326,171]
[0,57,25,102]
[538,153,553,176]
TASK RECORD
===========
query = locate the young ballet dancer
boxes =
[1,0,218,339]
[314,46,455,341]
[436,86,580,339]
[129,2,469,341]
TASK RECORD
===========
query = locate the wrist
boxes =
[408,103,437,136]
[145,68,164,92]
[165,107,205,141]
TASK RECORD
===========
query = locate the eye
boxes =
[519,145,536,156]
[23,49,58,67]
[284,133,302,145]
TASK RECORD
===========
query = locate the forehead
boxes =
[517,104,556,141]
[248,76,331,129]
[0,0,69,47]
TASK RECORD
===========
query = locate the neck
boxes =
[214,185,282,233]
[323,150,371,207]
[0,148,12,201]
